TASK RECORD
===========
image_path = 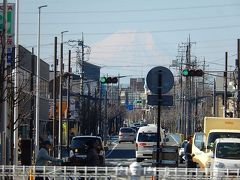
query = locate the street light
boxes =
[58,30,68,159]
[35,4,47,161]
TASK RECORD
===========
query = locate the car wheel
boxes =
[119,141,121,144]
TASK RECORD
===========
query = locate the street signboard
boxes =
[0,3,15,34]
[0,3,15,38]
[146,66,174,94]
[0,3,15,65]
[127,104,133,110]
[147,95,173,106]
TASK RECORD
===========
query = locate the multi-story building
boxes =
[130,78,145,92]
[18,45,49,139]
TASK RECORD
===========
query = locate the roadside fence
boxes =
[0,164,239,180]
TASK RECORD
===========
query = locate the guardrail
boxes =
[0,165,239,180]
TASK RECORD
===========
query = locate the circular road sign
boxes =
[146,66,174,94]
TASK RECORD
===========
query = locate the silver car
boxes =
[118,127,136,143]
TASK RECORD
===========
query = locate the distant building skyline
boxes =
[130,78,145,92]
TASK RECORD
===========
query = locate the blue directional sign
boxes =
[127,104,133,110]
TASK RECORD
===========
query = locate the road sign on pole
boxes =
[147,95,173,106]
[146,66,174,94]
[146,66,174,168]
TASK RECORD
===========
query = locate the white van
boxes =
[135,124,165,162]
[210,138,240,178]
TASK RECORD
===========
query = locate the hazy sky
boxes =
[8,0,240,84]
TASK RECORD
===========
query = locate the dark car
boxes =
[68,136,105,166]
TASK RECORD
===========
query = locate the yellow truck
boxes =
[192,117,240,168]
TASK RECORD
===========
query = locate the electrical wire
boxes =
[20,14,240,25]
[21,3,240,14]
[19,24,240,36]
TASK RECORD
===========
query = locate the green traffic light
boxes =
[182,69,189,76]
[100,77,107,83]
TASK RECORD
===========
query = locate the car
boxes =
[130,126,139,133]
[135,124,165,162]
[210,138,240,178]
[118,127,136,143]
[165,133,181,147]
[179,140,188,163]
[68,136,105,166]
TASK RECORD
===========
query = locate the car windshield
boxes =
[208,132,240,147]
[71,137,102,150]
[166,134,180,145]
[194,132,204,149]
[216,142,240,159]
[138,133,160,142]
[120,128,135,133]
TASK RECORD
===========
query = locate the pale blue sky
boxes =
[9,0,240,84]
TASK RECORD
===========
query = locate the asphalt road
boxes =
[105,140,136,166]
[105,138,187,168]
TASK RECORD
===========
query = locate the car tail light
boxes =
[139,143,147,147]
[136,142,147,150]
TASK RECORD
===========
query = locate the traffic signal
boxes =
[100,77,118,84]
[182,69,204,77]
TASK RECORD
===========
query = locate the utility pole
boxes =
[176,44,185,134]
[58,30,68,159]
[213,78,216,116]
[13,0,19,165]
[237,39,240,118]
[186,38,192,137]
[2,0,8,165]
[29,47,34,164]
[53,37,57,157]
[224,52,228,117]
[180,55,184,134]
[68,36,91,135]
[35,4,47,162]
[202,58,205,118]
[80,34,84,134]
[67,50,71,147]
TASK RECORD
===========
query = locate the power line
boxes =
[21,3,240,14]
[20,14,240,25]
[24,38,237,49]
[20,24,240,36]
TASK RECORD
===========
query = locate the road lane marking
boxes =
[105,142,118,157]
